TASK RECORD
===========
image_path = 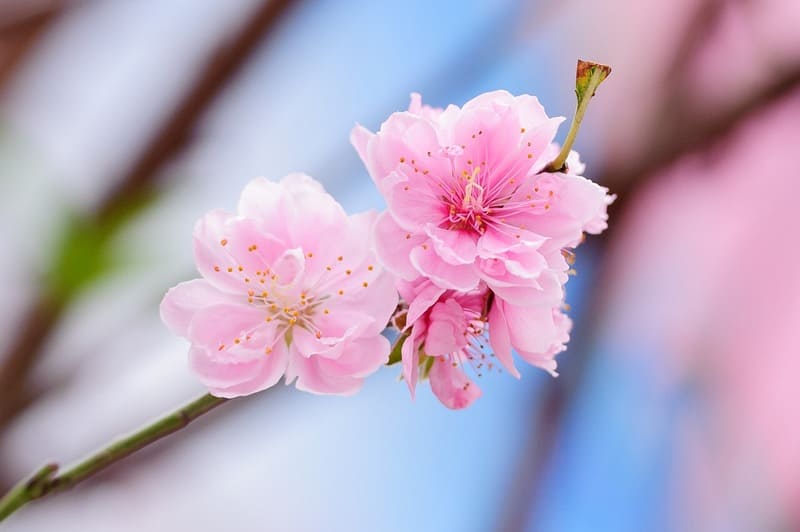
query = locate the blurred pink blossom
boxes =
[160,174,398,398]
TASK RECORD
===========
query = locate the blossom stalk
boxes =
[544,60,612,172]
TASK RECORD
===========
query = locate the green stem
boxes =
[544,63,608,173]
[0,393,227,522]
[387,332,409,366]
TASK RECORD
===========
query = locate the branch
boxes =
[0,0,298,438]
[0,332,407,521]
[0,393,228,522]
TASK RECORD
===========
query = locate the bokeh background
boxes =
[0,0,798,530]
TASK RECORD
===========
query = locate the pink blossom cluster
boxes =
[161,90,612,408]
[351,91,613,408]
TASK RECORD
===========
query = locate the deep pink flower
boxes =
[396,278,572,409]
[160,174,398,398]
[397,278,487,409]
[351,91,614,303]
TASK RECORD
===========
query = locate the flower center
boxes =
[447,167,490,233]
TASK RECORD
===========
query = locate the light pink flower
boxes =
[160,174,398,398]
[351,91,614,303]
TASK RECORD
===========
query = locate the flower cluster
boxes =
[161,90,612,408]
[351,91,613,408]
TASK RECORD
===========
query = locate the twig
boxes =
[0,393,228,522]
[0,0,298,437]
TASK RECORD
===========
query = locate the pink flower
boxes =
[396,278,572,409]
[397,278,487,409]
[351,91,614,303]
[160,174,398,398]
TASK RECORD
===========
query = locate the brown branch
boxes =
[0,2,62,89]
[0,0,297,439]
[95,0,296,223]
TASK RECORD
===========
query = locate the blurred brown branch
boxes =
[501,67,800,531]
[500,0,800,526]
[0,0,297,444]
[0,0,63,88]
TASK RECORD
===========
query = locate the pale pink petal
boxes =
[331,269,399,336]
[425,224,478,265]
[409,245,480,291]
[315,335,390,379]
[349,124,374,173]
[160,279,236,338]
[386,176,448,232]
[192,209,243,294]
[187,303,268,352]
[425,300,468,356]
[500,300,571,363]
[487,299,520,378]
[403,279,446,327]
[189,342,288,398]
[287,335,389,396]
[428,357,482,410]
[270,248,306,286]
[375,212,427,280]
[402,322,425,396]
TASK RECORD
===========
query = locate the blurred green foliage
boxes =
[45,188,156,304]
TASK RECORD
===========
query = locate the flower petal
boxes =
[425,224,478,265]
[287,335,389,396]
[189,342,288,398]
[409,244,480,291]
[487,298,520,378]
[425,300,468,356]
[187,303,266,352]
[375,212,427,281]
[402,322,425,397]
[428,357,482,409]
[160,279,236,338]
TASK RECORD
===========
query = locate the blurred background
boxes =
[0,0,798,530]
